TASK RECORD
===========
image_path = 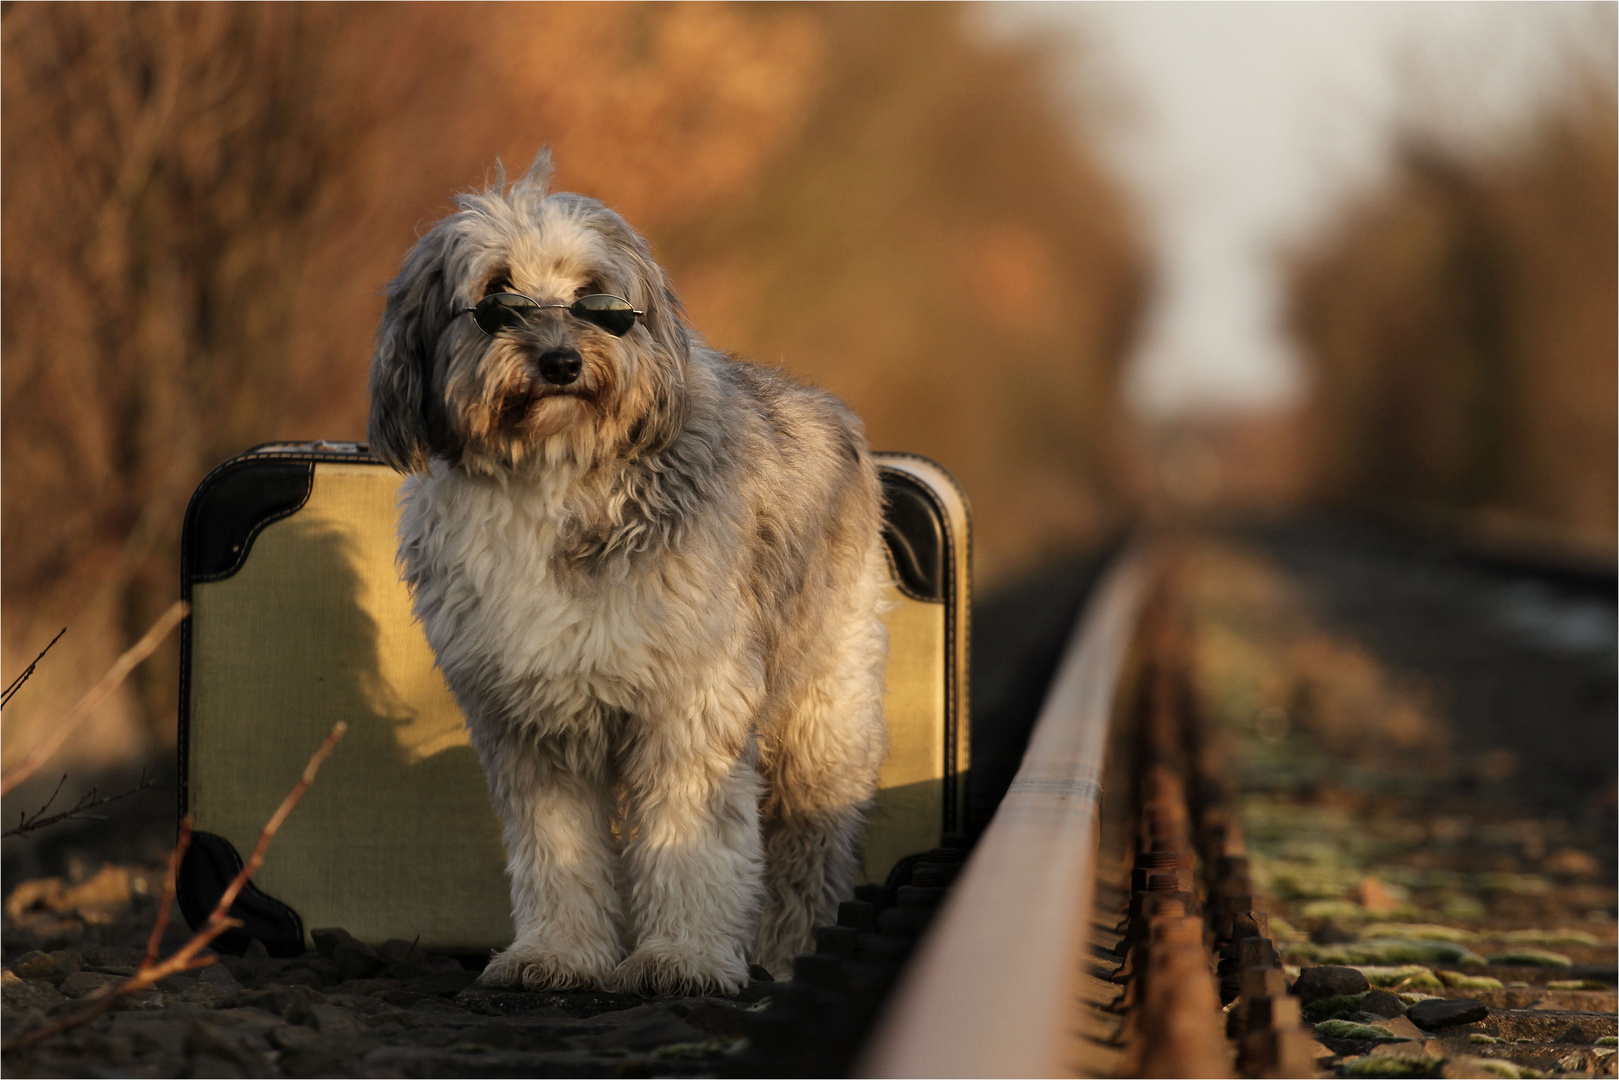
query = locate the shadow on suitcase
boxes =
[182,497,512,955]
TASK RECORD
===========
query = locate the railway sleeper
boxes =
[728,843,970,1077]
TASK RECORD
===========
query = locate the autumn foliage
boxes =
[1287,80,1617,559]
[1,2,1146,765]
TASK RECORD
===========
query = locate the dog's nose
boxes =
[537,347,582,387]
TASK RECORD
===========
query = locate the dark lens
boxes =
[570,294,638,337]
[472,293,538,335]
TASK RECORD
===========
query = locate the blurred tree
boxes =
[0,1,833,758]
[1289,81,1617,559]
[2,1,1145,764]
[661,4,1147,582]
[1,3,423,749]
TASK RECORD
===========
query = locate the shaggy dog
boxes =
[367,153,888,995]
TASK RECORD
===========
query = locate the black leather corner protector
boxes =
[177,831,305,957]
[184,460,313,582]
[881,472,944,602]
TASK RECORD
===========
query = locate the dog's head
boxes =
[368,152,691,475]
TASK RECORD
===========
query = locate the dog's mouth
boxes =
[495,380,599,429]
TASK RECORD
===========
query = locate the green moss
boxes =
[1361,922,1477,942]
[1295,940,1484,967]
[1261,859,1368,902]
[1477,873,1551,896]
[649,1039,745,1060]
[1494,928,1600,947]
[1299,899,1373,922]
[1439,970,1504,990]
[1397,970,1444,990]
[1342,1053,1442,1076]
[1485,949,1572,967]
[1314,1019,1412,1041]
[1440,895,1488,920]
[1355,965,1445,989]
[1303,992,1370,1022]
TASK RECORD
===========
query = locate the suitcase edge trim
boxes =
[872,452,972,835]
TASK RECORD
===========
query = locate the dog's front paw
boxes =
[479,944,616,992]
[609,944,748,997]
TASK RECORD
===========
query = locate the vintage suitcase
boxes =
[177,441,969,954]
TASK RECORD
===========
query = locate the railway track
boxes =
[741,537,1617,1079]
[3,530,1614,1077]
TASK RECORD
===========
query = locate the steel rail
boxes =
[859,547,1156,1079]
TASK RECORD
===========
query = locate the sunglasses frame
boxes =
[458,292,646,338]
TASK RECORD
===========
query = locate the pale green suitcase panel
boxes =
[182,446,969,949]
[188,462,513,949]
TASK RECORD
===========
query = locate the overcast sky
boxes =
[982,1,1614,419]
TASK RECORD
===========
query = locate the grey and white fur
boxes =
[367,153,888,996]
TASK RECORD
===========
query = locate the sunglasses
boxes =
[458,292,644,338]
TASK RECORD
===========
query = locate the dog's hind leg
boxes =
[472,722,624,991]
[611,710,765,997]
[754,799,868,978]
[753,612,888,978]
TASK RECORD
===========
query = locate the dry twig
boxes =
[1,627,67,710]
[3,771,166,840]
[1,600,187,796]
[2,721,347,1053]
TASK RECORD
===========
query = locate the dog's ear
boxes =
[368,228,456,473]
[624,241,693,456]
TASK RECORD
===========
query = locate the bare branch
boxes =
[206,720,347,923]
[143,815,193,970]
[9,774,68,836]
[1,627,66,709]
[1,600,187,796]
[2,772,165,840]
[2,722,347,1052]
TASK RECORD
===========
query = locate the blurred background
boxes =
[2,2,1613,794]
